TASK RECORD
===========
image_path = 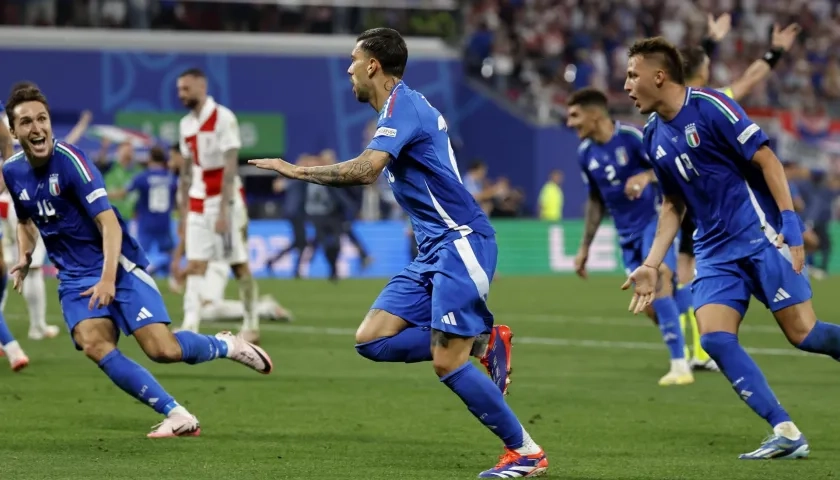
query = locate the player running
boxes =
[675,14,800,371]
[176,69,260,342]
[623,37,840,459]
[567,88,691,386]
[110,146,178,278]
[2,83,273,437]
[250,28,548,478]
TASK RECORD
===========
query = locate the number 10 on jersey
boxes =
[675,153,699,182]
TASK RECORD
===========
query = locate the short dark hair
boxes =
[149,146,167,164]
[468,160,486,172]
[5,82,49,128]
[179,67,205,79]
[567,87,609,109]
[681,46,708,80]
[627,37,685,85]
[356,28,408,78]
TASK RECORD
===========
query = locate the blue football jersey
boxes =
[366,81,494,256]
[578,122,659,244]
[3,141,149,280]
[128,166,177,233]
[643,87,774,265]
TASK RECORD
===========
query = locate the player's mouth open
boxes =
[31,137,46,147]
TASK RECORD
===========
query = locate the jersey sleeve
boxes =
[695,89,769,162]
[125,173,141,192]
[217,109,242,152]
[576,142,600,196]
[3,166,29,222]
[365,94,421,159]
[60,144,113,219]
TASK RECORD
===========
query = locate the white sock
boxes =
[773,421,802,440]
[168,405,191,418]
[183,275,204,332]
[514,427,542,455]
[3,340,21,355]
[201,300,246,322]
[238,276,259,331]
[22,269,47,330]
[671,358,690,372]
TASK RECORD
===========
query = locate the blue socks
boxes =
[797,321,840,360]
[174,331,229,364]
[441,362,524,449]
[355,327,432,363]
[0,274,14,346]
[98,349,176,415]
[674,286,693,315]
[701,332,791,427]
[652,297,685,359]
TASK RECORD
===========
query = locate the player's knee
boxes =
[80,340,117,363]
[354,309,404,344]
[231,263,251,279]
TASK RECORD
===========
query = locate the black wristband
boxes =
[701,37,717,57]
[762,47,784,69]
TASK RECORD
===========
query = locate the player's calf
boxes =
[777,300,840,360]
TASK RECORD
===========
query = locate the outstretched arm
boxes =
[249,149,390,187]
[728,23,800,101]
[643,194,685,268]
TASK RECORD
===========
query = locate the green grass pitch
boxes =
[1,275,839,479]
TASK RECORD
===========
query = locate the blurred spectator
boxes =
[489,176,524,217]
[538,169,564,221]
[463,0,840,121]
[97,139,139,219]
[463,160,495,214]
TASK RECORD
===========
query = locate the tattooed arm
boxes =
[249,149,389,187]
[580,191,605,251]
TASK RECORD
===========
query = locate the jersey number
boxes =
[36,199,56,219]
[605,165,616,181]
[148,185,171,213]
[674,153,699,181]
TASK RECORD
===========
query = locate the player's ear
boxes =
[654,69,665,88]
[367,57,379,78]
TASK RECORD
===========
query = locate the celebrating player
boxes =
[110,146,178,277]
[176,69,260,342]
[622,37,840,459]
[567,88,691,386]
[250,28,548,478]
[675,15,800,371]
[2,83,273,437]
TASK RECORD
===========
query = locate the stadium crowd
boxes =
[463,0,840,121]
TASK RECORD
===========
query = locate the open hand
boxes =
[621,264,658,314]
[248,158,296,178]
[81,279,116,310]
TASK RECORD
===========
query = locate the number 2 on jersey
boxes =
[148,185,171,213]
[674,153,699,181]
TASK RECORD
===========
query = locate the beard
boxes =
[354,85,370,103]
[182,97,200,109]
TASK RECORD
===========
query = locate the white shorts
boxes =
[2,212,47,268]
[186,202,249,264]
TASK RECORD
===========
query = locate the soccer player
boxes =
[622,37,840,459]
[676,17,800,370]
[250,28,548,477]
[567,87,691,386]
[2,83,273,437]
[172,260,293,323]
[176,69,260,342]
[110,146,177,277]
[0,104,29,369]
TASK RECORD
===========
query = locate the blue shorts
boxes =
[371,233,496,338]
[692,244,812,317]
[621,220,680,276]
[137,229,174,254]
[59,266,172,349]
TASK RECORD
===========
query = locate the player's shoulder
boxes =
[382,82,427,120]
[215,103,238,123]
[577,138,592,157]
[616,122,644,144]
[642,113,658,137]
[54,141,89,162]
[2,150,26,175]
[688,87,744,123]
